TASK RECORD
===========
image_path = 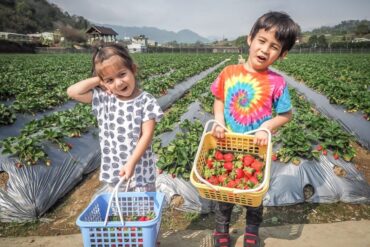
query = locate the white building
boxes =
[127,43,147,53]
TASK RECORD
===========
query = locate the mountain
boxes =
[100,24,209,44]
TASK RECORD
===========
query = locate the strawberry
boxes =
[316,145,323,151]
[223,162,233,171]
[171,174,176,178]
[254,171,263,182]
[138,216,147,221]
[215,151,224,161]
[227,180,237,188]
[217,174,228,184]
[243,155,255,166]
[249,176,258,186]
[223,153,234,162]
[322,150,327,156]
[206,158,214,168]
[251,160,264,172]
[158,169,163,174]
[235,168,244,179]
[243,167,254,178]
[333,153,339,160]
[207,175,219,185]
[272,153,278,161]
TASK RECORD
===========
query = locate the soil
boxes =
[0,141,369,238]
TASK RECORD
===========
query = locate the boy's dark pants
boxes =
[214,201,263,233]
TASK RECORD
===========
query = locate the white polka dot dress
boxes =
[92,88,163,186]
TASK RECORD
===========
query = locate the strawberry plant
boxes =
[155,120,203,179]
[0,103,16,125]
[1,135,47,165]
[0,103,96,165]
[274,54,370,118]
[273,88,356,163]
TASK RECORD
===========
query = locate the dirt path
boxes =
[2,220,370,247]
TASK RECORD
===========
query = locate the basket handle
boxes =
[103,177,131,226]
[203,119,229,136]
[193,120,229,191]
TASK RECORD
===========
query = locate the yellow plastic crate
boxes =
[190,120,272,207]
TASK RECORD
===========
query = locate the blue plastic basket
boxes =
[76,191,165,247]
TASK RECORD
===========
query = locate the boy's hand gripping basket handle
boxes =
[192,119,272,194]
[103,178,131,226]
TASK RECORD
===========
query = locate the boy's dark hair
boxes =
[92,44,135,77]
[249,11,300,55]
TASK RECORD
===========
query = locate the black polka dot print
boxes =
[92,88,163,185]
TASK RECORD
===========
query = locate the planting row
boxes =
[273,53,370,120]
[0,55,232,165]
[0,54,358,177]
[0,53,229,124]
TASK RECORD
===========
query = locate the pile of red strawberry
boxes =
[201,149,265,189]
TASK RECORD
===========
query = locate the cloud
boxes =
[48,0,370,40]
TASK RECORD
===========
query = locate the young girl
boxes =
[211,12,300,247]
[67,44,163,192]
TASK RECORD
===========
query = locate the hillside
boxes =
[308,20,370,36]
[99,24,209,44]
[0,0,209,44]
[0,0,90,33]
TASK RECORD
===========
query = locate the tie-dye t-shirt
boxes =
[210,64,291,133]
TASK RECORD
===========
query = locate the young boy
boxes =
[210,12,300,247]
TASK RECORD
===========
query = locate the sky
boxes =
[47,0,370,40]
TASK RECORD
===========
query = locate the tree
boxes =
[60,26,87,43]
[356,21,369,35]
[234,35,247,46]
[317,35,328,48]
[308,35,318,48]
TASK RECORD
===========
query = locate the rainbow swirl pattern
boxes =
[224,73,272,132]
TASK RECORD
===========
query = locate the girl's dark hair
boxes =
[92,44,135,77]
[249,11,300,55]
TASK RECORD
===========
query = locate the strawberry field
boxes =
[0,52,369,226]
[274,54,370,119]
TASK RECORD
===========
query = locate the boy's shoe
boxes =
[213,231,231,247]
[244,232,260,247]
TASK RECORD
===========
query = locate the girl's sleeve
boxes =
[210,69,226,101]
[91,88,103,117]
[273,81,292,114]
[143,94,164,123]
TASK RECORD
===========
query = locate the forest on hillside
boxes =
[308,20,370,36]
[0,0,90,33]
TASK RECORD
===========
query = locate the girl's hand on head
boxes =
[119,164,135,180]
[253,130,268,146]
[99,82,112,95]
[212,125,225,139]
